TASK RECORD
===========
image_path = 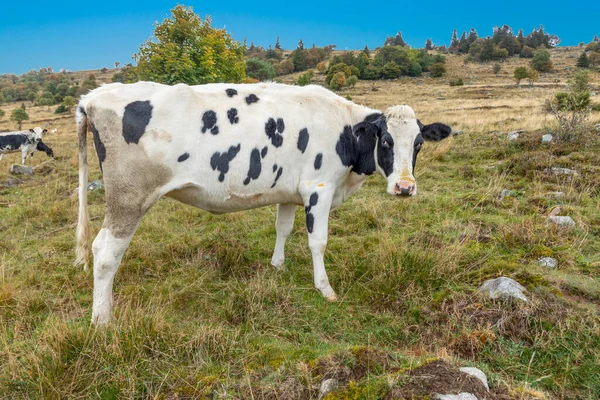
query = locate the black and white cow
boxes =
[0,127,50,164]
[75,82,450,325]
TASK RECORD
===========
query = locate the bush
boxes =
[0,109,5,120]
[577,52,590,68]
[589,52,600,67]
[347,75,358,88]
[430,62,446,78]
[449,77,464,86]
[493,63,501,75]
[530,50,553,72]
[54,104,68,114]
[274,59,294,75]
[381,61,401,79]
[245,58,276,81]
[409,61,422,77]
[296,71,313,86]
[520,46,535,58]
[316,61,327,73]
[326,63,352,85]
[329,72,347,90]
[514,67,529,85]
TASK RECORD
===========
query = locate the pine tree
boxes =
[594,35,599,42]
[451,29,459,49]
[577,52,590,68]
[275,36,281,50]
[243,38,247,48]
[425,38,434,50]
[458,31,468,53]
[363,45,370,57]
[297,39,304,50]
[394,32,406,47]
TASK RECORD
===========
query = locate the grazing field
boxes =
[1,49,600,399]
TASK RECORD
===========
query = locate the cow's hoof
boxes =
[271,259,285,271]
[319,285,337,301]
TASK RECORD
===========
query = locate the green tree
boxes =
[134,5,245,85]
[10,107,29,130]
[425,38,434,50]
[576,52,590,68]
[62,96,77,113]
[493,63,501,75]
[346,75,358,88]
[329,72,347,90]
[530,49,553,72]
[296,71,313,86]
[514,67,528,85]
[381,61,401,79]
[245,58,276,81]
[527,69,539,87]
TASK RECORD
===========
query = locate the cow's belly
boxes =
[165,183,303,214]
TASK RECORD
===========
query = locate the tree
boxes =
[577,52,590,68]
[115,61,120,69]
[450,29,459,50]
[382,61,401,79]
[362,45,370,57]
[425,38,434,50]
[346,75,358,88]
[329,72,347,90]
[530,49,553,72]
[493,63,501,75]
[527,69,539,87]
[62,95,77,113]
[296,71,313,86]
[384,31,407,47]
[547,71,592,141]
[245,58,276,81]
[134,5,245,85]
[297,39,304,50]
[514,67,528,85]
[275,36,282,50]
[10,108,29,130]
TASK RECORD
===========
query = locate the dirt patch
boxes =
[386,360,509,400]
[316,347,391,384]
[0,177,23,189]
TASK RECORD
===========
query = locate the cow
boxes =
[0,127,49,164]
[74,81,451,325]
[51,128,58,134]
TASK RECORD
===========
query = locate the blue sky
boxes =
[0,1,597,75]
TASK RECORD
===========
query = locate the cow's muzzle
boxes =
[393,181,416,196]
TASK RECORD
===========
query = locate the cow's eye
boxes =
[382,139,390,149]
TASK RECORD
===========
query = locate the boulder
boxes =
[318,379,338,400]
[544,167,579,177]
[9,164,33,176]
[435,394,478,400]
[478,277,528,302]
[538,257,558,269]
[459,367,489,391]
[541,134,553,143]
[548,216,575,227]
[499,189,511,199]
[507,132,519,141]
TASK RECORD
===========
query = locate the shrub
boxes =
[527,69,539,86]
[493,63,501,75]
[274,59,294,75]
[362,65,382,80]
[54,104,68,114]
[316,61,327,73]
[589,52,600,67]
[514,67,529,85]
[576,52,590,68]
[296,71,313,86]
[245,58,276,81]
[449,77,464,86]
[347,75,358,88]
[409,61,422,77]
[0,109,5,120]
[430,62,446,78]
[329,72,347,90]
[381,61,401,79]
[530,50,553,72]
[325,63,352,85]
[520,46,534,58]
[10,107,28,129]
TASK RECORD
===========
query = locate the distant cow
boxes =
[75,82,451,325]
[0,127,50,164]
[51,128,58,134]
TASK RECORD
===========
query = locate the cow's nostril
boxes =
[394,183,414,196]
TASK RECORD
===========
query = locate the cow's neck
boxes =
[346,104,383,176]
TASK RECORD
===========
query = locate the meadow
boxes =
[0,48,599,399]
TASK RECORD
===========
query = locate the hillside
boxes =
[0,48,599,398]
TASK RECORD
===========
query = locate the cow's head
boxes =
[354,105,451,197]
[29,127,48,139]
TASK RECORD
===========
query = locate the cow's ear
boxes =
[422,123,452,142]
[353,121,378,137]
[42,129,48,134]
[417,119,424,131]
[29,128,35,133]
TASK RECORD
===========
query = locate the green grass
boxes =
[1,127,599,399]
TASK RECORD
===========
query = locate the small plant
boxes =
[346,75,358,88]
[576,52,590,68]
[430,62,446,78]
[530,49,553,72]
[329,72,347,90]
[493,63,501,75]
[449,77,464,86]
[514,67,528,85]
[296,71,313,86]
[316,61,327,73]
[0,109,5,120]
[527,69,539,87]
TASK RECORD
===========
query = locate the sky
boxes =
[0,1,597,75]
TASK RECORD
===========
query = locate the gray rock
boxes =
[9,164,33,176]
[538,257,558,269]
[541,134,553,143]
[87,180,104,190]
[478,277,528,302]
[318,378,338,399]
[499,189,511,199]
[507,132,519,141]
[459,367,489,391]
[435,394,479,400]
[544,167,579,177]
[550,191,565,198]
[548,216,575,227]
[452,130,464,135]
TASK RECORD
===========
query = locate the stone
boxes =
[452,130,464,136]
[538,257,558,269]
[550,191,565,198]
[548,205,561,217]
[459,367,489,391]
[548,216,575,227]
[9,164,33,176]
[541,134,553,143]
[318,378,338,399]
[499,189,511,199]
[507,132,519,141]
[544,167,579,177]
[435,394,479,400]
[595,123,600,132]
[478,277,528,302]
[87,180,104,190]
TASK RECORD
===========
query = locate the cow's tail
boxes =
[75,105,91,272]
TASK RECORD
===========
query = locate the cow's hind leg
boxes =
[271,203,296,270]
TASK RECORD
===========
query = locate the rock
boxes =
[595,123,600,132]
[544,167,579,177]
[538,257,558,269]
[499,189,511,199]
[548,216,575,227]
[478,277,528,302]
[318,378,338,399]
[507,132,519,141]
[87,180,104,190]
[9,164,33,176]
[547,205,561,217]
[459,367,489,391]
[0,177,23,189]
[542,134,553,143]
[550,191,565,198]
[435,394,479,400]
[452,130,464,136]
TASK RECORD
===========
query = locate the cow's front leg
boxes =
[271,203,296,270]
[21,148,28,165]
[302,188,336,301]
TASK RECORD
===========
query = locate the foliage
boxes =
[290,47,325,73]
[0,109,5,119]
[384,31,407,47]
[493,63,501,75]
[245,58,276,81]
[514,67,528,85]
[589,52,600,67]
[425,38,434,50]
[274,59,294,75]
[316,61,327,73]
[346,75,358,88]
[62,96,77,112]
[54,104,68,114]
[527,69,539,86]
[449,77,464,86]
[546,71,593,141]
[10,107,28,129]
[381,61,401,79]
[133,5,246,85]
[329,71,347,90]
[530,50,553,72]
[520,46,534,58]
[296,71,313,86]
[430,62,446,78]
[576,52,590,68]
[326,63,352,85]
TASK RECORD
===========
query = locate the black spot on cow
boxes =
[90,122,106,171]
[226,88,238,97]
[412,134,424,173]
[304,192,319,233]
[122,100,153,144]
[243,148,262,185]
[272,163,278,172]
[36,140,54,158]
[78,105,86,116]
[265,118,285,147]
[421,122,452,141]
[201,110,219,135]
[178,152,190,162]
[314,153,323,170]
[227,108,239,124]
[261,146,268,158]
[297,128,309,153]
[210,144,241,182]
[0,134,28,152]
[270,166,283,188]
[245,94,259,105]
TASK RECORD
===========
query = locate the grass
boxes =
[1,48,600,399]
